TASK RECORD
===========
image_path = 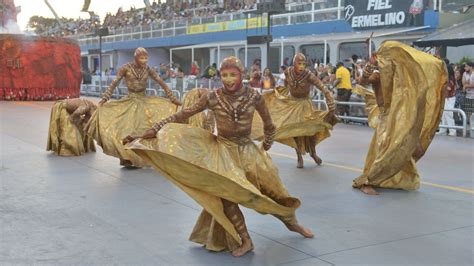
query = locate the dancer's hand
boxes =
[324,110,339,124]
[98,98,107,106]
[262,140,272,151]
[172,99,183,106]
[142,128,158,139]
[122,135,137,144]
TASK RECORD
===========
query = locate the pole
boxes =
[280,39,284,66]
[99,35,102,89]
[337,0,342,20]
[266,12,270,70]
[323,39,327,66]
[244,43,248,68]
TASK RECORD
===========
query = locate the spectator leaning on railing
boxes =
[462,62,474,119]
[333,62,352,116]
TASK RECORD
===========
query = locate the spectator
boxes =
[454,68,465,124]
[333,62,352,116]
[159,63,168,78]
[248,69,261,89]
[462,62,474,119]
[276,65,287,87]
[190,61,200,76]
[251,58,261,73]
[261,67,276,92]
[202,63,218,79]
[438,62,456,136]
[82,69,92,84]
[176,66,185,78]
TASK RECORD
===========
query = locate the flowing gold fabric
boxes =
[126,123,300,251]
[180,88,214,131]
[86,93,177,167]
[47,100,96,156]
[352,85,380,129]
[251,86,333,153]
[353,41,447,190]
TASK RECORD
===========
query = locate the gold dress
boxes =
[251,68,335,154]
[352,41,447,190]
[127,87,301,251]
[47,98,96,156]
[86,63,179,167]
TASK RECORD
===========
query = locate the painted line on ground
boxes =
[269,151,474,195]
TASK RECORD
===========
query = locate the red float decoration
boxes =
[0,34,82,101]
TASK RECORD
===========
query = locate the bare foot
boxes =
[310,153,322,166]
[296,154,304,168]
[359,185,379,195]
[120,159,141,169]
[231,240,254,257]
[297,159,304,168]
[287,224,314,238]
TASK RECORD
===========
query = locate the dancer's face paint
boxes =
[221,67,242,93]
[136,55,148,67]
[294,59,306,75]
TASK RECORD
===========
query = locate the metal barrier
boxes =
[471,113,474,138]
[80,84,181,100]
[311,99,470,137]
[334,101,370,123]
[438,108,468,137]
[82,85,471,138]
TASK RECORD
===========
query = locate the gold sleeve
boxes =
[255,94,276,146]
[153,91,209,131]
[102,66,126,100]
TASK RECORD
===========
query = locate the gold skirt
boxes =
[352,41,447,190]
[251,86,334,154]
[86,93,177,167]
[47,100,95,156]
[126,124,300,251]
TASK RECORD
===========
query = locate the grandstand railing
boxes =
[75,1,344,46]
[438,108,468,137]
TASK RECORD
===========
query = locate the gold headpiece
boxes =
[293,53,306,65]
[220,56,244,73]
[134,47,148,58]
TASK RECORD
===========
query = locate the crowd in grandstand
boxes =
[28,0,259,36]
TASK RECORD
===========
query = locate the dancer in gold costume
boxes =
[47,98,96,156]
[124,57,313,257]
[86,47,181,168]
[352,41,447,195]
[252,53,337,168]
